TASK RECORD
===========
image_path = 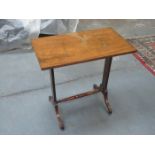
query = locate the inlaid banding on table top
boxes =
[32,28,136,70]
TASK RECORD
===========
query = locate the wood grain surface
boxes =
[32,28,136,70]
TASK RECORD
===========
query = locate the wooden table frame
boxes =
[49,57,112,130]
[33,28,136,130]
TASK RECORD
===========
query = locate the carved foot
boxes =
[101,91,112,114]
[49,96,65,130]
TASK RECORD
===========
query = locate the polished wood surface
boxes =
[32,28,136,70]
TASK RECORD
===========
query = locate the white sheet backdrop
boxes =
[0,19,79,52]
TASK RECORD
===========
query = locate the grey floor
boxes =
[0,20,155,134]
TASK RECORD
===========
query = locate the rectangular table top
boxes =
[32,28,136,70]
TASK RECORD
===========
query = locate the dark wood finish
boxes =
[101,57,113,113]
[32,28,136,70]
[53,87,100,104]
[49,69,64,130]
[49,96,64,130]
[48,57,113,129]
[49,69,57,102]
[101,57,112,92]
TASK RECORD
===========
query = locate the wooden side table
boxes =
[32,28,136,130]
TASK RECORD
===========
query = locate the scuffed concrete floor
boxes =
[77,19,155,38]
[0,20,155,134]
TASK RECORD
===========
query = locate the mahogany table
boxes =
[32,28,136,130]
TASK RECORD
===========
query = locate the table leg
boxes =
[49,69,64,130]
[100,57,113,114]
[48,58,112,129]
